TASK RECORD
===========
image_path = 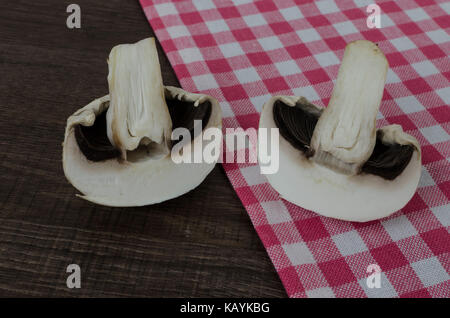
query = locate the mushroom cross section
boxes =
[63,38,222,206]
[259,40,421,222]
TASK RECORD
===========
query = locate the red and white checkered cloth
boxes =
[139,0,450,297]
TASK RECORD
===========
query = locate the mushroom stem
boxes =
[106,38,172,160]
[310,40,388,175]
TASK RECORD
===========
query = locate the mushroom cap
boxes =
[259,96,421,222]
[63,87,222,207]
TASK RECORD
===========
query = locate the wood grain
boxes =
[0,0,285,297]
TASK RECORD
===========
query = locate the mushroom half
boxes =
[63,38,222,207]
[259,40,421,222]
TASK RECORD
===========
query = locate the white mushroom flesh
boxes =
[63,88,222,206]
[106,37,172,160]
[311,40,388,174]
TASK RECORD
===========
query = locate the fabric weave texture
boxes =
[139,0,450,297]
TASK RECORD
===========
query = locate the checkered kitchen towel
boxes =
[139,0,450,297]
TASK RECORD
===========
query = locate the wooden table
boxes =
[0,0,285,297]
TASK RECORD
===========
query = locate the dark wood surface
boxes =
[0,0,285,297]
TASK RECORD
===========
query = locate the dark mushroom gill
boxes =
[74,105,120,162]
[273,100,415,180]
[273,100,321,157]
[361,130,414,180]
[168,99,211,146]
[74,98,211,162]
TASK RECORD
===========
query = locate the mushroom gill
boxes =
[74,96,212,162]
[272,99,416,180]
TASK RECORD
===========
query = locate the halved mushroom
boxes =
[63,38,222,206]
[259,40,421,222]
